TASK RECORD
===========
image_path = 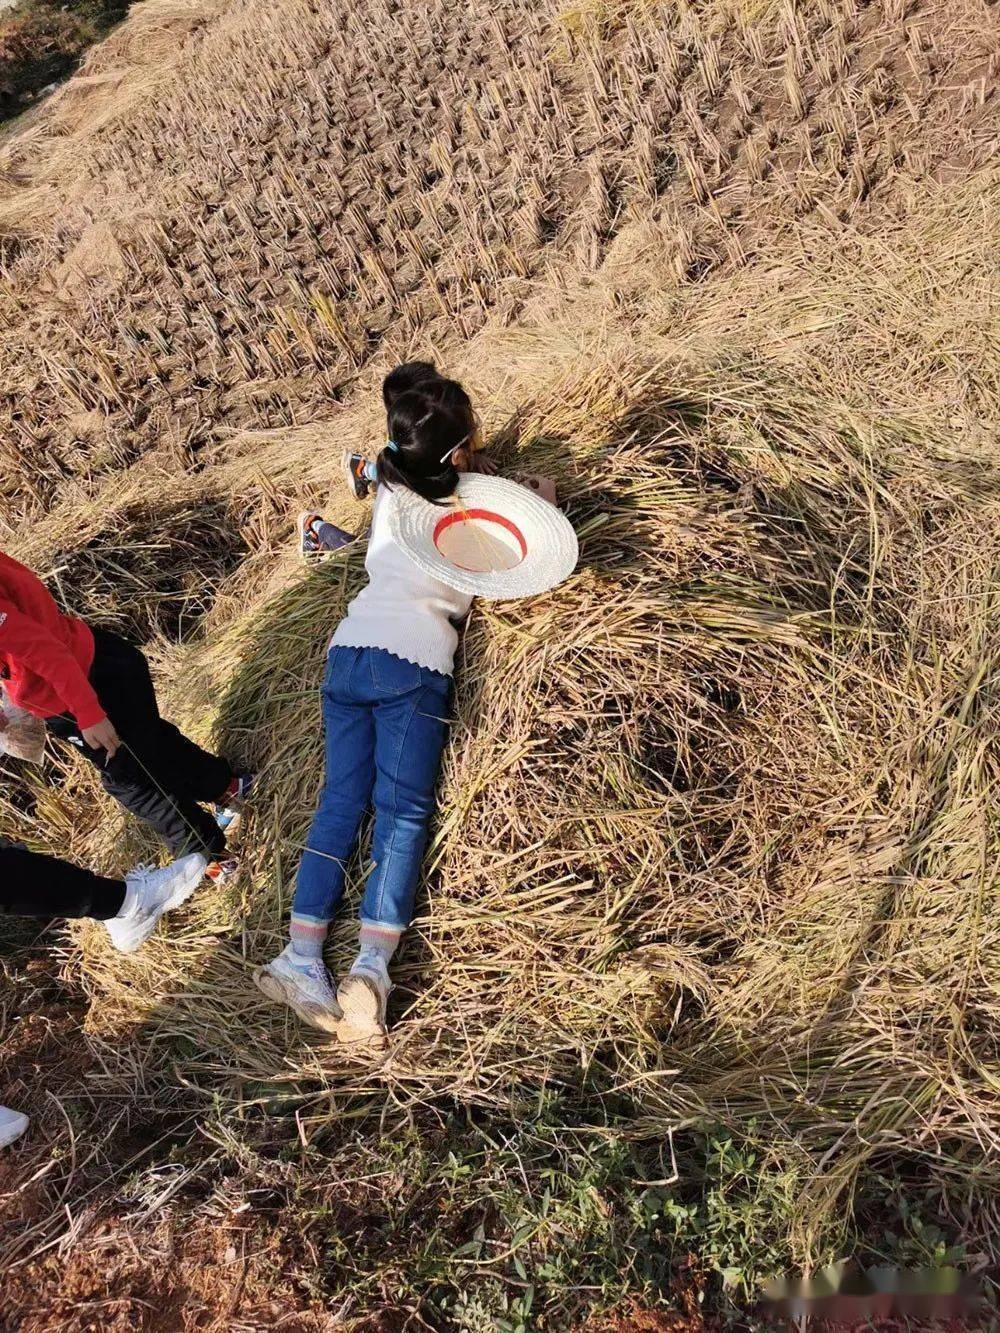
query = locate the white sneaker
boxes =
[253,944,342,1033]
[336,949,390,1048]
[0,1106,29,1148]
[103,853,207,954]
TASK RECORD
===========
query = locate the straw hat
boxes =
[389,474,578,600]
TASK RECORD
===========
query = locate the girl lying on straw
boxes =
[256,362,492,1047]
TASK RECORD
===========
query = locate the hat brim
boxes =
[388,474,579,600]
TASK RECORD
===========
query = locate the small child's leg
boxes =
[298,512,355,557]
[317,520,354,551]
[289,912,331,960]
[336,662,451,1047]
[255,653,375,1033]
[336,922,403,1050]
[357,921,402,966]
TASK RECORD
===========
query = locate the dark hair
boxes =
[425,375,474,419]
[377,384,476,503]
[382,361,439,410]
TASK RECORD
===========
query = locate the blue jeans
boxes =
[292,646,451,931]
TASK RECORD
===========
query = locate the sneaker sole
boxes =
[107,858,206,955]
[336,974,388,1049]
[253,966,342,1034]
[341,452,370,501]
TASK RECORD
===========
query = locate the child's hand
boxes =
[454,447,498,475]
[82,717,121,758]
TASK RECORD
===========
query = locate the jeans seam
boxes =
[293,650,371,922]
[371,688,423,923]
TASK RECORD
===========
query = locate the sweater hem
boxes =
[328,634,454,678]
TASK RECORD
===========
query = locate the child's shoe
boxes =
[343,452,376,500]
[0,1106,28,1148]
[205,856,240,886]
[299,511,325,556]
[215,771,255,832]
[104,853,207,953]
[253,944,342,1033]
[336,948,390,1049]
[298,511,355,558]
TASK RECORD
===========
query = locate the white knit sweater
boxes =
[330,487,472,676]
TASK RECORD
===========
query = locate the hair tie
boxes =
[440,430,471,464]
[384,439,399,454]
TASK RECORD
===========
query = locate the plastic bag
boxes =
[0,699,46,765]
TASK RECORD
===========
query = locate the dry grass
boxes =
[37,179,1000,1279]
[1,0,1000,1321]
[2,0,996,525]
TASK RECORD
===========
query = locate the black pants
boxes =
[46,628,231,859]
[0,840,125,920]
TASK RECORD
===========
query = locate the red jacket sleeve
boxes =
[0,599,106,730]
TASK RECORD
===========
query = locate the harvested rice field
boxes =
[1,0,999,1326]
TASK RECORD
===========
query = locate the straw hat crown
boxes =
[388,474,578,601]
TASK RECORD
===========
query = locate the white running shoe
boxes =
[103,853,207,954]
[253,944,342,1033]
[336,949,390,1048]
[0,1106,29,1148]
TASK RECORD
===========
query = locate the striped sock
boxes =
[289,914,329,961]
[357,921,403,967]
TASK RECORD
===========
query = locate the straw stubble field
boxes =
[1,0,999,1326]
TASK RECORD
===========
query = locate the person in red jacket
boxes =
[0,550,251,870]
